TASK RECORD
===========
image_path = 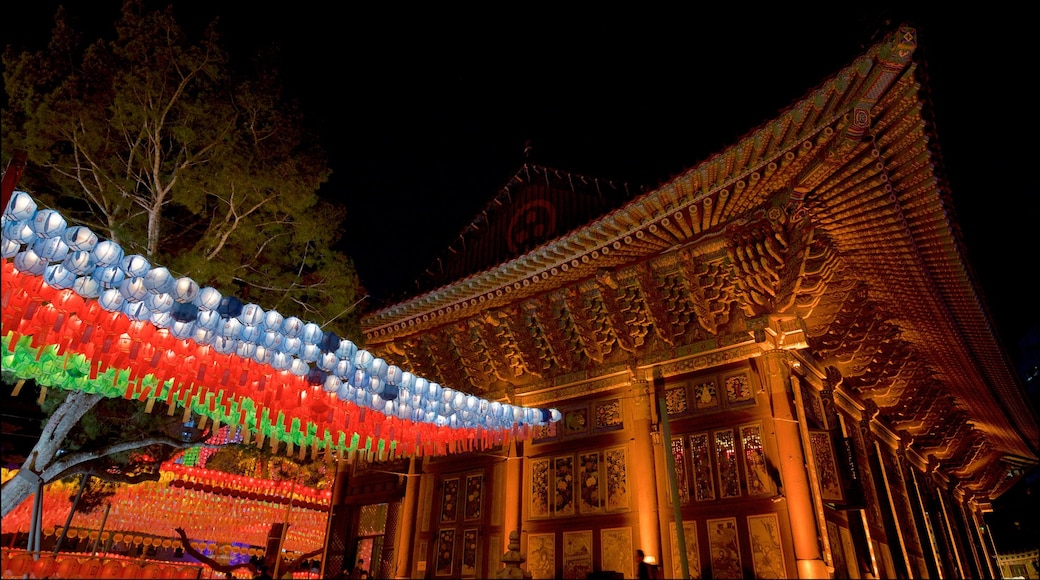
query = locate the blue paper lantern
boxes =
[195,286,222,311]
[320,330,340,352]
[4,220,37,245]
[289,358,310,377]
[121,254,151,278]
[63,250,96,276]
[4,191,37,220]
[61,226,97,251]
[32,209,67,238]
[262,309,284,331]
[336,339,358,361]
[14,249,47,275]
[122,300,151,321]
[306,368,327,386]
[239,323,262,344]
[300,322,324,345]
[1,237,20,259]
[281,316,304,338]
[238,303,265,326]
[119,276,149,302]
[145,292,175,313]
[91,240,123,267]
[171,301,199,323]
[217,295,243,318]
[194,309,222,331]
[144,267,175,295]
[172,277,200,303]
[44,263,77,289]
[98,288,126,312]
[92,264,125,288]
[170,320,195,340]
[33,236,69,261]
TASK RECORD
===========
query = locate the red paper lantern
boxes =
[8,553,33,577]
[30,554,56,578]
[101,559,125,578]
[55,557,81,578]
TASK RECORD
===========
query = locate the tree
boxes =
[1,0,363,517]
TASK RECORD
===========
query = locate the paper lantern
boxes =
[1,236,19,258]
[4,219,37,244]
[144,266,175,295]
[73,275,103,299]
[63,249,96,275]
[5,190,38,220]
[56,557,80,578]
[101,559,125,579]
[8,553,33,576]
[45,263,78,289]
[33,235,70,261]
[171,277,199,303]
[121,254,151,278]
[91,240,123,267]
[194,286,222,311]
[14,248,47,275]
[61,225,98,251]
[119,276,149,301]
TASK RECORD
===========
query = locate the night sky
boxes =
[4,3,1038,356]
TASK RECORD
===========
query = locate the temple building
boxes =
[327,25,1038,579]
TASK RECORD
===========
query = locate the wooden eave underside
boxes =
[360,27,1038,501]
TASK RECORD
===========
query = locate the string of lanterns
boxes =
[2,191,562,458]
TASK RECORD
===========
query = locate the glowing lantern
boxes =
[45,263,78,289]
[144,266,175,295]
[91,240,123,267]
[119,276,149,302]
[33,235,70,261]
[1,237,19,258]
[14,248,47,275]
[172,277,199,303]
[194,286,222,311]
[63,250,95,275]
[5,190,38,220]
[73,275,103,299]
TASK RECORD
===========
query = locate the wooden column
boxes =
[631,370,662,563]
[503,438,523,554]
[394,457,420,579]
[755,347,828,579]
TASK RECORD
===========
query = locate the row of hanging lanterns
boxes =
[2,191,561,457]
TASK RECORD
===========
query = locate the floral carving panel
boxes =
[747,513,786,579]
[441,478,459,522]
[530,458,550,518]
[554,456,576,516]
[605,447,629,510]
[465,474,483,520]
[579,452,602,513]
[436,529,456,576]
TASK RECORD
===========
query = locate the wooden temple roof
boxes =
[359,25,1039,501]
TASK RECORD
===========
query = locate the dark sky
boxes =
[5,3,1038,358]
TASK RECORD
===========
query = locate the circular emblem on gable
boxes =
[507,199,556,254]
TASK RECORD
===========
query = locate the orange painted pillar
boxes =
[630,371,662,564]
[394,457,420,579]
[503,438,523,553]
[756,348,829,579]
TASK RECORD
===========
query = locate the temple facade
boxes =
[327,25,1038,579]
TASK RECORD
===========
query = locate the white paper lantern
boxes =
[172,277,200,303]
[73,274,102,298]
[33,236,69,261]
[144,267,175,295]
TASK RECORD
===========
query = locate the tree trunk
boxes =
[1,390,103,517]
